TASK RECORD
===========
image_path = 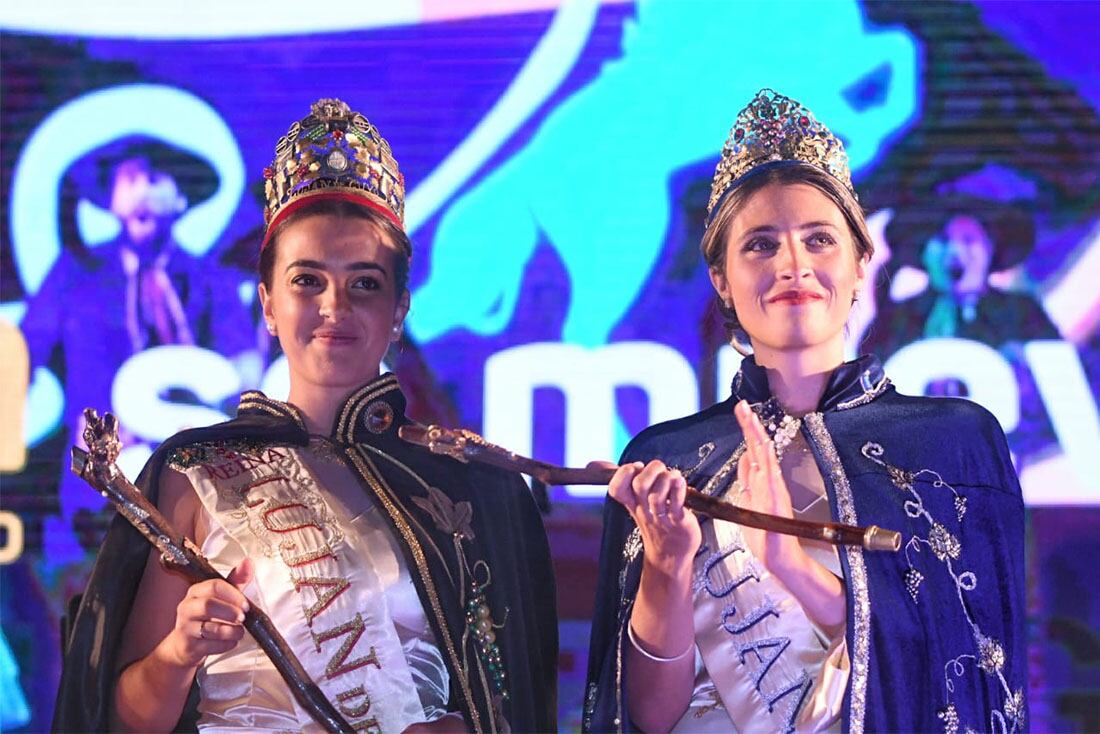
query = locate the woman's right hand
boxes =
[606,460,701,574]
[604,460,700,733]
[159,559,254,669]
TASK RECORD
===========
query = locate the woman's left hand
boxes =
[733,399,804,576]
[732,399,847,632]
[401,712,467,734]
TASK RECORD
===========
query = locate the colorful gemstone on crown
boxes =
[326,149,349,172]
[263,97,405,234]
[706,88,854,221]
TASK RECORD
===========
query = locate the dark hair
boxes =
[259,199,412,293]
[700,163,874,334]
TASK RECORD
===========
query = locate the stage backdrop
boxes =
[2,1,1099,730]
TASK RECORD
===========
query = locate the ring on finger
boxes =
[199,620,209,640]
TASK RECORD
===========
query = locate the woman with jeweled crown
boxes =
[54,98,558,734]
[583,90,1027,733]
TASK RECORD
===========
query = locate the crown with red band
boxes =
[262,98,405,248]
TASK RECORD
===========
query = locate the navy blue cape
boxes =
[54,374,558,733]
[584,355,1027,733]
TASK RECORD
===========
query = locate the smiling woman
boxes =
[55,98,558,734]
[709,178,869,367]
[701,161,874,362]
[259,210,410,413]
[585,90,1027,734]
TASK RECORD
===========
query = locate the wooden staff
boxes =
[399,423,901,552]
[71,409,356,734]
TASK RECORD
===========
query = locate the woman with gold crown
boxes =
[53,99,558,734]
[583,90,1026,733]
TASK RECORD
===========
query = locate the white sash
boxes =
[691,518,845,734]
[179,444,423,733]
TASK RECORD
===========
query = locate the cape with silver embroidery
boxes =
[53,374,558,733]
[583,355,1027,733]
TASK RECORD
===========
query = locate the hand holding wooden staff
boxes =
[398,419,900,552]
[71,409,356,734]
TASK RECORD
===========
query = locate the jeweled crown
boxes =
[707,89,853,223]
[263,98,405,246]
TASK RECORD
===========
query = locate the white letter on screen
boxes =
[484,342,698,498]
[1024,340,1100,497]
[884,337,1019,432]
[112,346,238,442]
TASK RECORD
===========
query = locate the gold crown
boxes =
[262,98,405,247]
[707,89,853,222]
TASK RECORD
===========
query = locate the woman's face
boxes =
[710,182,866,356]
[258,214,409,392]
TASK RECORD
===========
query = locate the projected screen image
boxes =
[2,1,1099,730]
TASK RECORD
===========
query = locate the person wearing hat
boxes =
[20,137,256,565]
[53,100,558,733]
[584,90,1026,733]
[867,194,1060,461]
[870,195,1058,355]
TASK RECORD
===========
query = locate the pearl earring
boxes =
[730,332,753,357]
[266,322,277,335]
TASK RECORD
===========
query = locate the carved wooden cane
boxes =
[399,423,900,552]
[71,409,356,734]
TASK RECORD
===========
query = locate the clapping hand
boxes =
[733,400,803,574]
